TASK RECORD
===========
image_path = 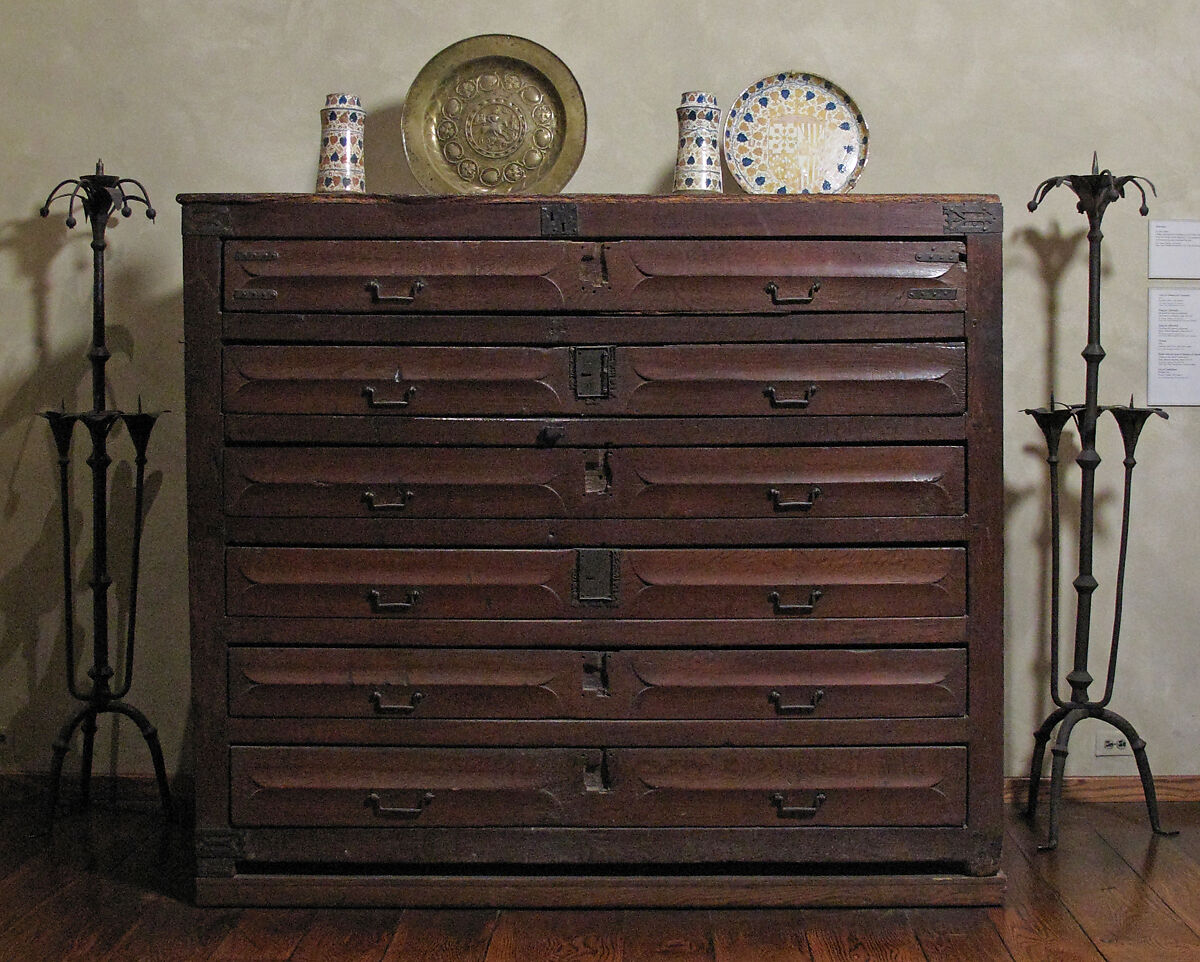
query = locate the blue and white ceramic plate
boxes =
[723,72,868,195]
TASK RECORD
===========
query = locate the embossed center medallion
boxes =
[464,98,527,158]
[434,66,559,191]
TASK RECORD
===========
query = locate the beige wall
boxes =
[2,0,1198,782]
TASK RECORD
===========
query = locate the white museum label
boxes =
[1148,288,1200,405]
[1149,220,1200,279]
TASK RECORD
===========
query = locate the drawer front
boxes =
[228,647,595,719]
[616,240,966,313]
[230,746,585,827]
[228,646,967,720]
[223,343,967,416]
[224,239,967,314]
[224,445,966,520]
[225,546,966,619]
[621,647,967,719]
[229,745,966,828]
[225,240,572,313]
[621,445,964,518]
[225,447,578,519]
[617,746,966,826]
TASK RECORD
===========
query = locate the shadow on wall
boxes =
[0,209,185,794]
[1005,220,1116,766]
[365,102,425,195]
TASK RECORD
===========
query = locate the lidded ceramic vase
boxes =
[673,91,722,193]
[316,93,366,193]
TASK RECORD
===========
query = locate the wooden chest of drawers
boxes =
[179,192,1004,906]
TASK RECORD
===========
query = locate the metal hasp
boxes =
[38,162,172,830]
[1022,154,1175,850]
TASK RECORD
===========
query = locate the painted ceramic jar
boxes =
[316,93,366,193]
[673,91,722,193]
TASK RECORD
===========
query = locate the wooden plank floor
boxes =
[0,795,1197,960]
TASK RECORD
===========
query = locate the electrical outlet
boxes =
[1095,731,1132,756]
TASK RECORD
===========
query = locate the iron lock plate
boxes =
[572,346,613,399]
[576,548,618,604]
[540,202,579,237]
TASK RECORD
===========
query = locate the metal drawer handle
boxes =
[370,689,425,715]
[366,277,426,304]
[368,588,421,612]
[771,791,827,819]
[765,279,821,305]
[363,489,415,511]
[362,385,416,409]
[768,485,822,512]
[768,688,825,715]
[764,384,818,409]
[769,587,823,615]
[365,790,434,819]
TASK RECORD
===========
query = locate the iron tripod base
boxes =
[44,696,173,833]
[1025,703,1176,850]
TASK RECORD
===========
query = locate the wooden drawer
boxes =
[620,648,967,719]
[229,745,967,828]
[225,546,966,620]
[224,445,966,520]
[222,343,967,417]
[223,239,967,314]
[230,745,582,827]
[229,647,589,719]
[228,646,968,720]
[617,746,966,827]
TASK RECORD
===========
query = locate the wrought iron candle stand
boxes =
[1023,155,1176,850]
[39,162,172,827]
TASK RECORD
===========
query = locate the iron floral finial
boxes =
[1027,151,1155,225]
[39,159,156,230]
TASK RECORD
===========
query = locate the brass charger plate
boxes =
[402,34,586,194]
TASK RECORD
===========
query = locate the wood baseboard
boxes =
[1004,775,1200,803]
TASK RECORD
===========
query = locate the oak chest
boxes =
[179,192,1004,906]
